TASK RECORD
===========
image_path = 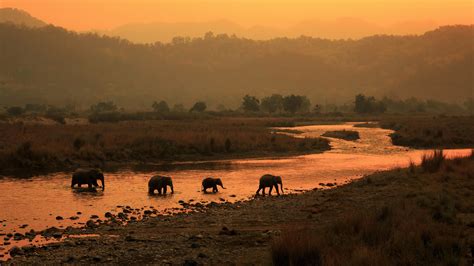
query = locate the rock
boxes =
[90,215,99,219]
[125,235,137,242]
[4,241,10,245]
[86,220,96,228]
[229,194,236,197]
[219,198,226,202]
[178,200,185,204]
[19,224,28,229]
[105,212,113,218]
[183,259,198,266]
[197,253,208,258]
[9,246,24,256]
[52,232,62,239]
[143,210,152,215]
[219,226,238,236]
[55,216,63,220]
[69,216,79,220]
[13,233,24,241]
[76,212,82,215]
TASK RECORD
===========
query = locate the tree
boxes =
[312,104,322,114]
[283,95,311,114]
[241,95,260,112]
[189,101,207,112]
[90,101,117,113]
[261,94,283,113]
[6,106,24,116]
[354,94,386,114]
[152,100,170,113]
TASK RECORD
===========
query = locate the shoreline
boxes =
[6,154,473,264]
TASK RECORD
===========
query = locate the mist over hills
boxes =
[101,18,441,43]
[0,10,472,110]
[0,8,46,28]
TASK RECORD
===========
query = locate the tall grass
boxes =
[421,149,445,173]
[0,119,330,174]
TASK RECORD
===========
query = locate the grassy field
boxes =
[272,150,474,265]
[0,118,330,176]
[380,116,474,148]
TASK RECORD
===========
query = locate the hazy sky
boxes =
[2,0,473,31]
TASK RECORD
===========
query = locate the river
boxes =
[0,123,471,258]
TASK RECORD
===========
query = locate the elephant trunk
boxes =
[170,184,174,194]
[220,184,226,189]
[280,182,284,193]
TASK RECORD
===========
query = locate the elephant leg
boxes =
[275,185,280,195]
[163,186,167,194]
[88,182,92,189]
[78,184,82,188]
[262,187,266,195]
[269,186,273,195]
[213,185,218,193]
[158,187,162,195]
[256,187,262,195]
[148,188,154,194]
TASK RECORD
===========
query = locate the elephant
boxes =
[256,174,283,196]
[202,177,225,193]
[71,168,105,191]
[148,175,174,195]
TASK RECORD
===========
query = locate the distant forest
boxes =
[0,23,472,109]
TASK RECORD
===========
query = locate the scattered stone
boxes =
[105,212,113,218]
[183,259,198,266]
[19,224,28,229]
[4,241,10,245]
[52,232,62,239]
[69,216,79,220]
[143,210,152,215]
[219,226,238,236]
[55,216,63,220]
[86,220,96,228]
[13,233,24,240]
[76,212,82,215]
[219,198,226,202]
[9,246,24,256]
[90,215,99,219]
[197,253,208,258]
[229,194,236,197]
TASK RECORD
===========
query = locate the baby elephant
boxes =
[71,168,105,191]
[256,174,283,196]
[148,175,174,195]
[202,177,225,193]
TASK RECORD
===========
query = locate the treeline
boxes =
[2,94,472,124]
[0,23,472,108]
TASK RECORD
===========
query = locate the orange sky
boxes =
[2,0,473,31]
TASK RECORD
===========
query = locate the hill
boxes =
[0,8,46,28]
[0,23,472,109]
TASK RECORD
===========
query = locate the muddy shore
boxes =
[7,154,473,264]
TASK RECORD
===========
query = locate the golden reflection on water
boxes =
[0,123,471,258]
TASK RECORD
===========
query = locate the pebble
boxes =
[9,246,24,256]
[55,216,64,220]
[90,215,99,219]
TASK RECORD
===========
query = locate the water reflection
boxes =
[0,122,471,258]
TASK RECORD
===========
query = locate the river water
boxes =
[0,123,471,257]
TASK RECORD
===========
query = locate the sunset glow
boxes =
[2,0,473,32]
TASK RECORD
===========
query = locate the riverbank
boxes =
[0,118,330,177]
[7,151,473,264]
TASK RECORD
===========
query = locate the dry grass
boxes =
[0,118,330,175]
[272,153,474,265]
[380,116,474,148]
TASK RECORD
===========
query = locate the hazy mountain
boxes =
[0,23,472,109]
[101,17,441,43]
[0,8,46,28]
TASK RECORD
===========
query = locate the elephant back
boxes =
[260,174,276,184]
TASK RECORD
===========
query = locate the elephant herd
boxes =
[70,168,284,196]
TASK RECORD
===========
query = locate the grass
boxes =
[0,118,330,176]
[380,115,474,148]
[321,130,360,141]
[272,151,474,265]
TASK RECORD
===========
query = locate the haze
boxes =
[3,0,473,35]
